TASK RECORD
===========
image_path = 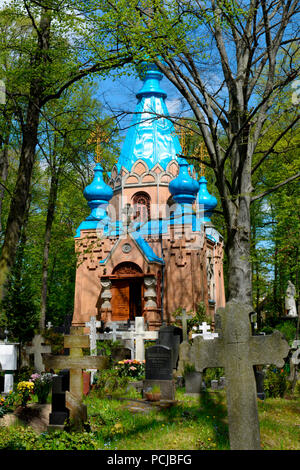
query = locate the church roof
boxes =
[116,63,183,173]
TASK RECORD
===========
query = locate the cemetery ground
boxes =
[0,372,299,450]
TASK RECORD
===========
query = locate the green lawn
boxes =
[0,387,299,450]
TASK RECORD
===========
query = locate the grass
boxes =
[0,386,299,450]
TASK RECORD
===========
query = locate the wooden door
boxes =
[111,280,130,320]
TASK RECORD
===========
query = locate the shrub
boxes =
[264,365,288,398]
[116,359,145,380]
[92,369,129,397]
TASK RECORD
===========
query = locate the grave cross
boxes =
[179,309,193,341]
[85,316,102,384]
[121,317,158,361]
[187,301,290,450]
[44,327,109,429]
[85,316,102,354]
[192,322,219,340]
[25,334,51,373]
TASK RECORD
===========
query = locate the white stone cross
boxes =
[46,321,53,330]
[24,334,51,373]
[121,317,158,361]
[85,316,102,384]
[85,316,102,354]
[192,322,219,340]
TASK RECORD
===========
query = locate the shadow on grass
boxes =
[88,390,230,450]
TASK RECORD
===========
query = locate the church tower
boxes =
[72,64,225,330]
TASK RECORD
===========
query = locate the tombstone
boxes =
[44,327,109,430]
[254,368,265,400]
[24,334,51,373]
[192,322,218,340]
[49,370,70,429]
[185,371,206,395]
[143,345,175,400]
[157,325,182,369]
[177,340,193,376]
[54,314,73,334]
[121,317,158,361]
[178,309,193,342]
[85,316,102,384]
[0,343,19,393]
[184,301,290,450]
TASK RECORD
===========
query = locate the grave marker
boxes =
[0,343,19,393]
[185,301,290,450]
[178,309,193,341]
[157,325,182,369]
[121,317,158,361]
[44,326,109,430]
[192,322,219,340]
[144,345,175,400]
[24,334,51,373]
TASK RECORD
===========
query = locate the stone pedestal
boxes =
[143,379,175,401]
[185,371,205,395]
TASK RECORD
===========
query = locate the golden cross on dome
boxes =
[191,142,208,176]
[88,126,109,163]
[173,119,194,156]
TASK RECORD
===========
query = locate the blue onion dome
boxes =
[136,62,167,99]
[169,161,200,205]
[197,176,217,222]
[83,163,113,221]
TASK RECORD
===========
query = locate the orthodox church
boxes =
[72,64,225,330]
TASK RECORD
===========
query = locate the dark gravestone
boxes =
[157,325,182,369]
[54,315,73,335]
[49,369,70,428]
[145,345,172,380]
[254,368,265,400]
[144,345,175,400]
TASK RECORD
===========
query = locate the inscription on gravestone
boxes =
[145,345,172,381]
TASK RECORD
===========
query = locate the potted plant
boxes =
[145,385,161,402]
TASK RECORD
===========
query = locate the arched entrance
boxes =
[110,262,144,321]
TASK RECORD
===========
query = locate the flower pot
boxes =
[145,392,161,402]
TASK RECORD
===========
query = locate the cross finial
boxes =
[173,119,194,157]
[88,125,109,164]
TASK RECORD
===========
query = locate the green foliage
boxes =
[182,363,196,378]
[42,329,64,355]
[264,365,288,398]
[115,359,145,381]
[92,369,129,397]
[203,368,225,387]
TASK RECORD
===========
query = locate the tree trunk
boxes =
[39,171,59,330]
[0,114,12,235]
[0,11,51,310]
[225,196,253,306]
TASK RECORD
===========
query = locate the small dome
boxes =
[83,163,113,221]
[84,163,113,203]
[197,176,217,221]
[169,161,199,205]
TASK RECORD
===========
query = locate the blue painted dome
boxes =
[169,161,199,205]
[197,176,217,221]
[116,63,182,173]
[83,163,113,221]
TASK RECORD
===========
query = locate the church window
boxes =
[132,192,151,222]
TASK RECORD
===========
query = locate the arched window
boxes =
[132,192,151,222]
